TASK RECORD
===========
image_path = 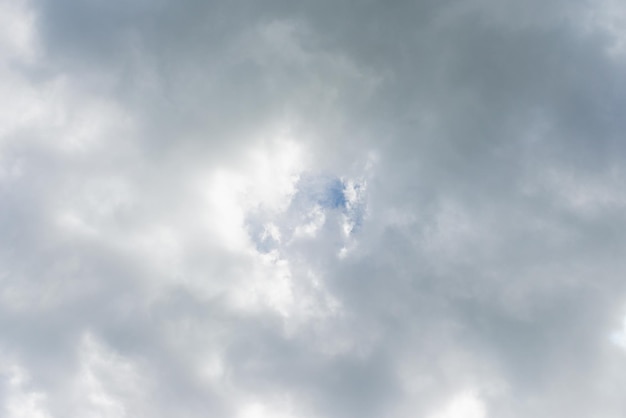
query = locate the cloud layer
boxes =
[2,0,626,417]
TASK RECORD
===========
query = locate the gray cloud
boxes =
[2,0,626,416]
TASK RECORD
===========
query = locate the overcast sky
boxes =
[2,0,626,417]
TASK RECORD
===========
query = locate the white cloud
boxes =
[1,361,51,418]
[70,333,152,418]
[610,316,626,350]
[429,391,487,418]
[0,0,38,62]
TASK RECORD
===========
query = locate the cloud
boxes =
[2,0,626,416]
[429,390,487,418]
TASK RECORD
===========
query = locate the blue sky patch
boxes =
[294,174,348,210]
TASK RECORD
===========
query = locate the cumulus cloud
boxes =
[2,0,626,417]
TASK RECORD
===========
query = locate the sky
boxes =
[1,0,626,417]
